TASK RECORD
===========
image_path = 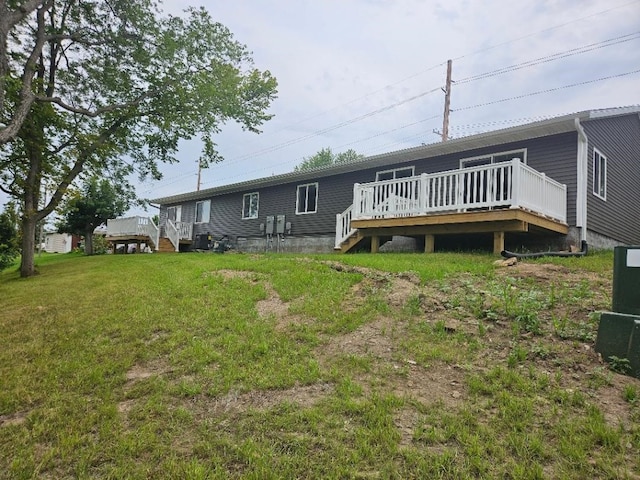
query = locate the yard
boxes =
[1,251,638,479]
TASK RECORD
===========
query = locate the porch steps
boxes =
[337,230,365,253]
[157,237,178,253]
[337,230,392,253]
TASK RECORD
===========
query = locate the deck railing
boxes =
[335,159,567,247]
[335,204,356,249]
[166,219,179,252]
[166,220,193,251]
[107,216,159,248]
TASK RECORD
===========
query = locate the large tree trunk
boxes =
[84,228,94,255]
[20,213,38,277]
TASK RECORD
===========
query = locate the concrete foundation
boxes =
[226,227,625,256]
[235,235,335,254]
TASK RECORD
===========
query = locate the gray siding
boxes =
[583,114,640,244]
[161,132,580,242]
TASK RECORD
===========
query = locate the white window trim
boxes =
[376,166,415,181]
[242,192,259,219]
[195,200,211,224]
[593,148,607,201]
[459,148,527,168]
[296,182,318,215]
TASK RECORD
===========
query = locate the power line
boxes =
[147,3,640,192]
[451,0,640,63]
[455,32,640,85]
[206,68,640,186]
[454,69,640,113]
[184,85,442,176]
[201,34,636,174]
[250,0,639,139]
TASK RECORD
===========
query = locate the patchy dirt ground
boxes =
[120,260,638,440]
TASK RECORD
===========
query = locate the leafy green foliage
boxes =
[0,2,278,276]
[294,147,364,171]
[56,177,131,255]
[0,205,19,271]
[607,356,632,375]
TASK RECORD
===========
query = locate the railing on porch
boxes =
[107,216,159,248]
[335,204,356,249]
[335,159,567,247]
[166,219,193,251]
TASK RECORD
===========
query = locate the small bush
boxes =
[0,246,18,272]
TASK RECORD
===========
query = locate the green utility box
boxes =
[595,246,640,378]
[596,313,640,377]
[612,246,640,315]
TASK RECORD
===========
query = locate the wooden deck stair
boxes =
[157,237,177,253]
[337,230,365,253]
[337,230,393,253]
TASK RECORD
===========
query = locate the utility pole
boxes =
[441,59,452,142]
[196,159,202,191]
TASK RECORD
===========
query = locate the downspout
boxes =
[575,118,588,243]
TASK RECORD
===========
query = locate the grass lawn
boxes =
[1,251,638,479]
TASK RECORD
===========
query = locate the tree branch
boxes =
[0,0,53,145]
[0,181,15,196]
[37,90,154,117]
[5,0,46,29]
[41,116,129,219]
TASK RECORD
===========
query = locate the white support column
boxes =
[420,173,428,214]
[511,158,521,208]
[456,170,463,212]
[353,183,360,218]
[541,172,547,214]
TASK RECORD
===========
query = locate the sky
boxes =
[3,0,640,216]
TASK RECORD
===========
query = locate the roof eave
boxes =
[151,108,618,205]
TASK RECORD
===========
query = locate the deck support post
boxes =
[371,235,380,253]
[493,231,505,255]
[424,234,435,253]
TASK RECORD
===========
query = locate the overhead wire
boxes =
[454,69,640,113]
[236,0,640,137]
[454,32,640,85]
[450,0,640,62]
[147,1,640,192]
[206,67,640,187]
[210,33,638,167]
[194,34,638,180]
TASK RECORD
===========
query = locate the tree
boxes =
[0,204,19,271]
[0,1,278,277]
[56,177,131,255]
[294,148,364,171]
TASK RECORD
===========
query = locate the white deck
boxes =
[336,159,567,248]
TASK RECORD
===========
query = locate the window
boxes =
[593,149,607,200]
[376,166,415,181]
[460,149,527,168]
[296,183,318,214]
[195,200,211,223]
[243,192,259,219]
[167,205,181,222]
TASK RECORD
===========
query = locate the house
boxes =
[108,106,640,254]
